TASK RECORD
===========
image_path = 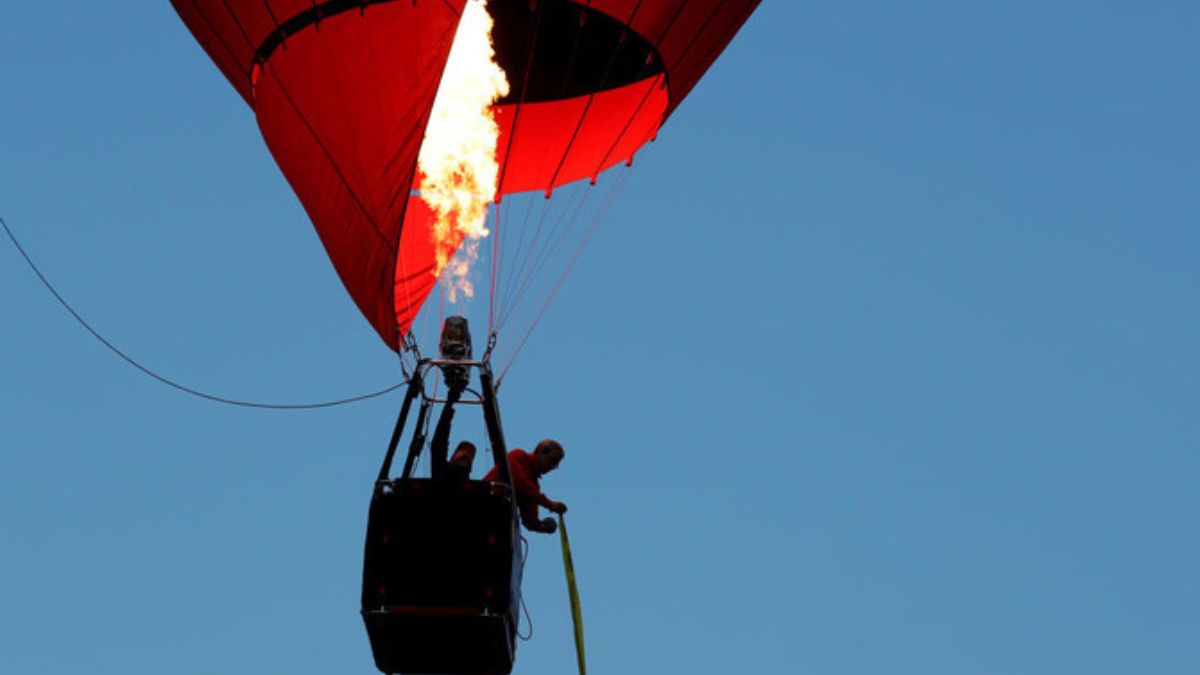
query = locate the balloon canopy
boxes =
[172,0,760,351]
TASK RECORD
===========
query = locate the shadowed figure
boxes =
[485,440,567,534]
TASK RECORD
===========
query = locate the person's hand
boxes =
[539,517,558,534]
[548,500,568,515]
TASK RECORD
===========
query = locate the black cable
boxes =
[1,213,403,409]
[516,533,534,641]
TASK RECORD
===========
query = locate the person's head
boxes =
[531,439,564,475]
[450,441,476,468]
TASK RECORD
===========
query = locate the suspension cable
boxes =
[2,213,403,409]
[498,165,634,385]
[501,178,595,329]
[497,184,587,331]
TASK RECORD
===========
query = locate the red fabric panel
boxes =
[499,95,589,195]
[172,0,261,103]
[391,198,468,332]
[252,2,465,349]
[172,0,759,351]
[493,74,667,195]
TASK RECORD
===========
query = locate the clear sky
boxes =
[2,2,1198,674]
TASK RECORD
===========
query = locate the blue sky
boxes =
[2,2,1198,674]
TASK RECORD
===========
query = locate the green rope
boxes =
[559,514,586,675]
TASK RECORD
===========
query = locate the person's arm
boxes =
[429,403,455,479]
[516,495,556,533]
[509,458,558,532]
[537,493,567,514]
[511,463,566,512]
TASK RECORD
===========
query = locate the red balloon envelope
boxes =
[172,0,760,350]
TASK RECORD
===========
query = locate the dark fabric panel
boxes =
[172,0,259,103]
[664,0,759,110]
[579,0,761,115]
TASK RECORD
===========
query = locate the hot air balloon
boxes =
[170,1,760,673]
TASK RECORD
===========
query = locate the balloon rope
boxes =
[495,190,531,320]
[498,191,557,320]
[1,213,404,409]
[498,166,633,385]
[493,0,655,346]
[559,514,587,675]
[511,177,595,315]
[497,183,586,331]
[489,200,500,338]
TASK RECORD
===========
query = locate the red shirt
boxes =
[485,449,553,530]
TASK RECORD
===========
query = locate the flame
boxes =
[418,0,510,303]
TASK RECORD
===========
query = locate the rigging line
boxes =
[495,189,526,328]
[499,206,588,331]
[496,191,571,329]
[499,188,544,310]
[529,181,592,279]
[511,180,583,303]
[491,196,507,330]
[497,189,539,315]
[519,177,597,303]
[490,197,504,312]
[497,0,646,330]
[497,189,558,318]
[498,166,632,383]
[497,180,592,331]
[1,214,403,409]
[492,198,509,324]
[496,184,580,329]
[488,200,500,337]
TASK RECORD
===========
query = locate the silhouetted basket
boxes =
[362,478,523,675]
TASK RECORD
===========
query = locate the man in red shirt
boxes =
[484,439,568,534]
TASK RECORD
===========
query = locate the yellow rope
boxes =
[559,514,586,675]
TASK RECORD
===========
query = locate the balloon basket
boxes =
[362,478,521,675]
